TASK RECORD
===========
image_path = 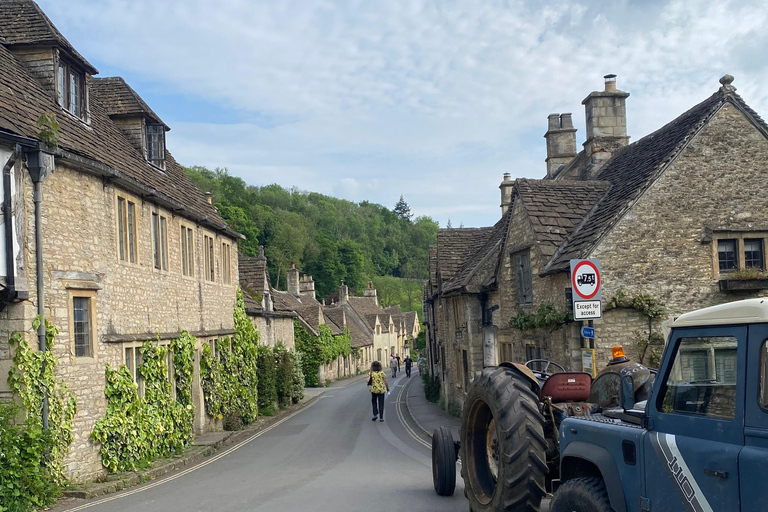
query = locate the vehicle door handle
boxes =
[704,468,729,479]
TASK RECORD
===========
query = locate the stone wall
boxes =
[251,314,295,350]
[0,163,238,482]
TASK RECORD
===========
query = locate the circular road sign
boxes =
[572,260,600,300]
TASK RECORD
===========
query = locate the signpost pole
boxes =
[588,319,594,349]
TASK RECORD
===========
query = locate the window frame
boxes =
[116,193,139,264]
[221,241,231,284]
[513,250,533,306]
[152,212,169,271]
[180,224,195,277]
[744,238,765,270]
[713,233,768,276]
[145,124,166,169]
[56,57,87,120]
[68,290,96,361]
[717,238,738,273]
[204,234,215,282]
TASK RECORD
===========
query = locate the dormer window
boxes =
[57,59,86,120]
[146,125,165,169]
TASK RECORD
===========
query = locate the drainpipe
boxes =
[0,145,21,312]
[27,149,55,430]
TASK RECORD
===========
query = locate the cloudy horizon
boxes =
[39,0,768,227]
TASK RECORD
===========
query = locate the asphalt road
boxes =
[57,373,468,512]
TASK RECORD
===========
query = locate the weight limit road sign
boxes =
[570,259,602,320]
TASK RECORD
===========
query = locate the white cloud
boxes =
[39,0,768,227]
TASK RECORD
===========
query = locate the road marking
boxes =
[395,378,432,450]
[61,398,322,512]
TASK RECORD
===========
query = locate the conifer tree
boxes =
[393,195,412,220]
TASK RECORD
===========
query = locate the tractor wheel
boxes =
[432,426,457,496]
[460,366,547,512]
[549,477,612,512]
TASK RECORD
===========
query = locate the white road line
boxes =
[62,398,322,512]
[396,378,432,450]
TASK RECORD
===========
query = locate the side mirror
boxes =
[620,369,635,411]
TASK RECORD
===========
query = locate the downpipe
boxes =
[34,178,48,430]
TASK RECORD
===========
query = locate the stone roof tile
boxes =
[91,77,167,128]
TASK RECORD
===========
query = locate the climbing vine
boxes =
[294,322,351,387]
[257,345,277,415]
[199,288,259,429]
[606,289,667,366]
[1,319,76,512]
[91,337,194,473]
[509,304,574,331]
[274,342,304,408]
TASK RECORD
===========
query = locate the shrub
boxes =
[421,372,441,403]
[257,345,277,415]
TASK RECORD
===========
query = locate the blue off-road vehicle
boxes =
[432,298,768,511]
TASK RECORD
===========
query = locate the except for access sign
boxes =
[574,300,601,319]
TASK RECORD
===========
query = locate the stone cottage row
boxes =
[424,74,768,410]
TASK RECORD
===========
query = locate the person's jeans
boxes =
[371,393,385,419]
[391,367,397,377]
[405,367,411,377]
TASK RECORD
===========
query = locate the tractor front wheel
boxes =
[432,426,457,496]
[460,366,547,512]
[549,477,612,512]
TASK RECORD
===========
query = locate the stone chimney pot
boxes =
[205,192,213,205]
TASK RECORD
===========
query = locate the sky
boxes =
[38,0,768,228]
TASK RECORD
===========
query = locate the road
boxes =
[56,373,467,512]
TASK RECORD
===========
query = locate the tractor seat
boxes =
[540,372,592,402]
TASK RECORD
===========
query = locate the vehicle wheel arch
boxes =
[560,441,628,512]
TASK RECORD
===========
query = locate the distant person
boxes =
[390,354,398,378]
[367,361,389,422]
[395,354,401,372]
[404,355,413,377]
[417,355,425,375]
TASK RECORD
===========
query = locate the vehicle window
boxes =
[661,336,738,419]
[760,340,768,409]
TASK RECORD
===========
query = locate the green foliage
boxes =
[371,275,425,320]
[605,289,666,318]
[509,304,574,331]
[183,166,438,298]
[2,320,76,512]
[393,195,412,220]
[422,372,441,403]
[91,336,194,473]
[274,343,304,408]
[294,321,351,387]
[36,114,59,148]
[290,351,305,404]
[633,330,665,368]
[199,289,260,427]
[257,345,277,415]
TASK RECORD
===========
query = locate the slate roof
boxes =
[91,77,167,128]
[347,297,381,318]
[242,292,262,314]
[436,228,494,283]
[441,207,512,295]
[322,307,344,336]
[0,0,97,74]
[239,255,269,301]
[0,36,237,238]
[546,85,762,272]
[516,179,609,263]
[345,315,372,348]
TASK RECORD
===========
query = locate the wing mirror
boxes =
[620,369,635,411]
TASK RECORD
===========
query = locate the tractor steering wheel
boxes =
[525,359,565,375]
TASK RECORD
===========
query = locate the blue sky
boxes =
[39,0,768,228]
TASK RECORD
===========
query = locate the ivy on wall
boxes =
[199,288,259,430]
[606,288,667,367]
[294,321,352,387]
[274,342,304,408]
[1,319,76,512]
[91,336,194,473]
[257,345,277,416]
[509,304,574,331]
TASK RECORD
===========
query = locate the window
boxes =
[146,125,165,168]
[499,342,513,363]
[718,239,737,272]
[57,59,86,119]
[152,213,168,270]
[73,296,92,357]
[117,196,137,263]
[204,235,215,281]
[124,346,143,397]
[661,336,738,419]
[221,242,231,284]
[181,226,195,277]
[745,239,764,270]
[514,251,533,305]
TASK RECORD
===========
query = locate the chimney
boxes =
[363,281,378,305]
[257,245,266,260]
[499,173,514,215]
[299,275,316,301]
[582,74,630,177]
[205,192,213,205]
[339,281,349,305]
[544,113,577,177]
[287,262,300,297]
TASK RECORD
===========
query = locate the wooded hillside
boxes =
[185,167,438,312]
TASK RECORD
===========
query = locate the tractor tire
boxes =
[432,426,457,496]
[460,366,547,512]
[549,477,612,512]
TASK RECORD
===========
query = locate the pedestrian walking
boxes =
[390,354,398,378]
[404,355,413,377]
[367,361,389,422]
[417,355,425,375]
[395,354,401,373]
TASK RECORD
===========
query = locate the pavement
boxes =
[402,370,461,441]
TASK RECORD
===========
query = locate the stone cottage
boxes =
[426,74,768,409]
[0,0,241,481]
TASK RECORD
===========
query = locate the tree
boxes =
[393,195,412,221]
